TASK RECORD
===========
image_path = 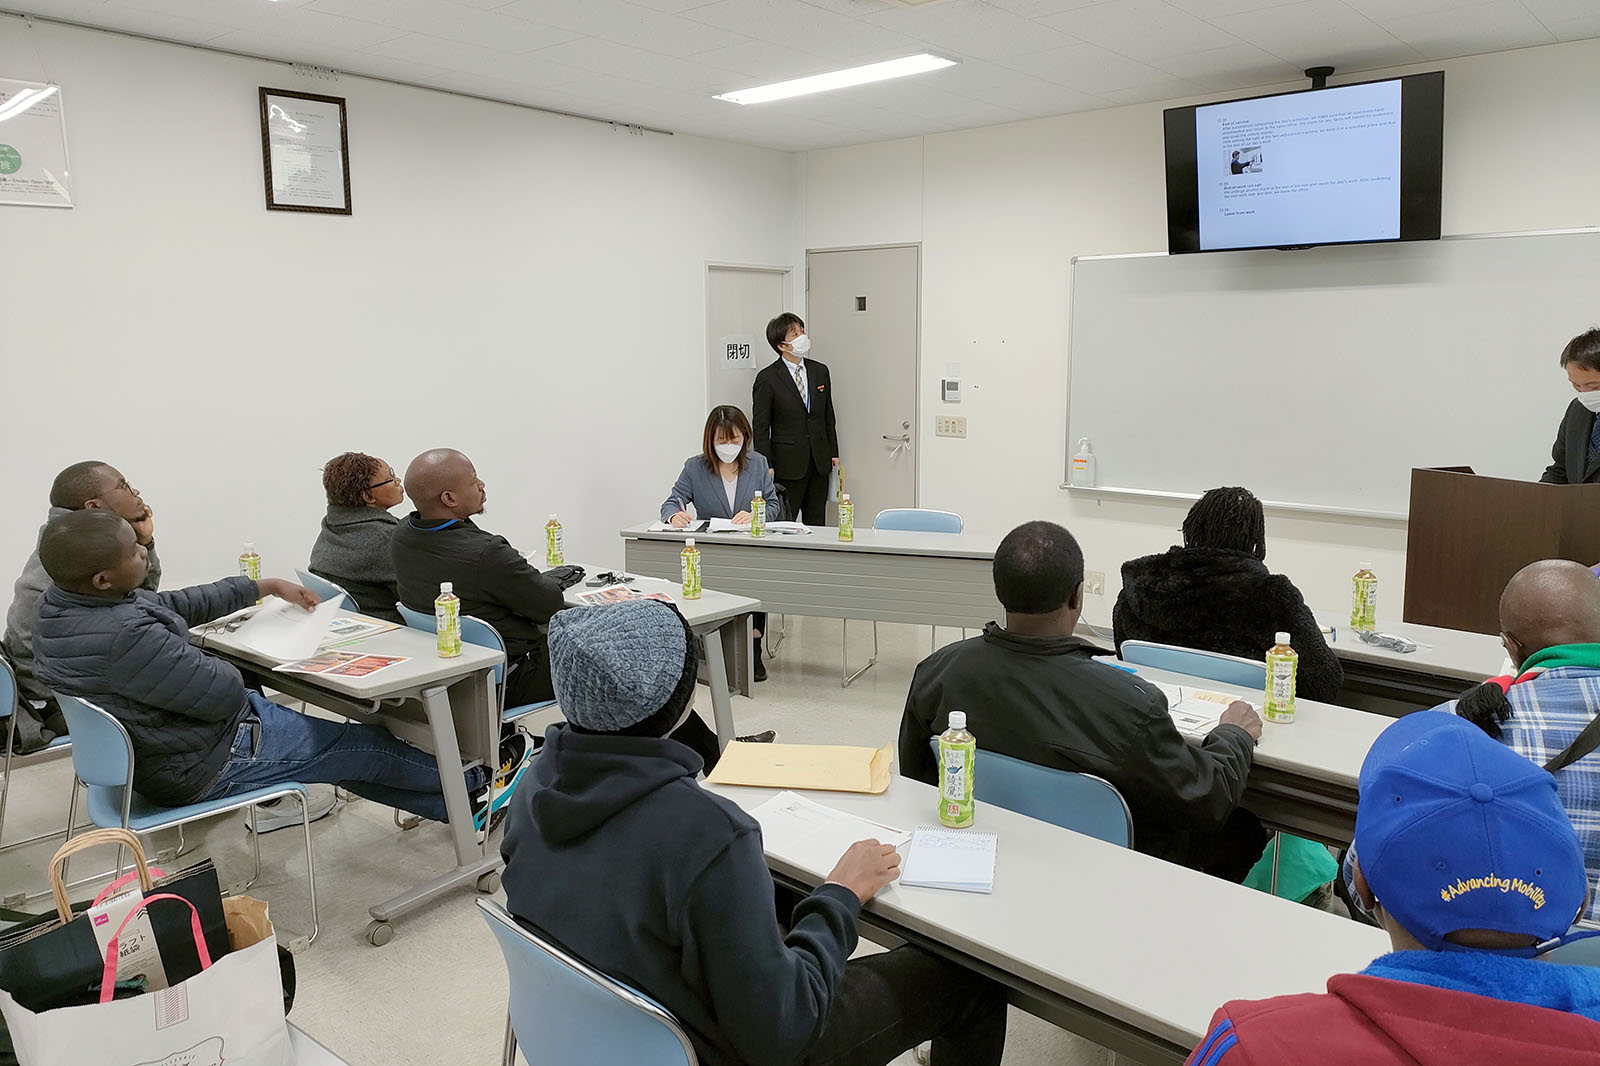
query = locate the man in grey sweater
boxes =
[3,462,158,752]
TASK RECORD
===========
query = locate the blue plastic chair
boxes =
[1118,640,1267,690]
[55,694,319,944]
[0,654,75,854]
[928,739,1133,847]
[478,898,697,1066]
[1546,930,1600,966]
[843,508,968,686]
[396,604,557,725]
[294,568,357,611]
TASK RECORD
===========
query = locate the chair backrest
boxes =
[397,603,432,631]
[1545,931,1600,967]
[294,568,356,611]
[0,653,15,724]
[1119,640,1267,690]
[926,740,1133,847]
[54,694,135,791]
[873,508,963,534]
[477,899,697,1066]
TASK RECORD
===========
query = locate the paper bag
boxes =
[0,895,291,1066]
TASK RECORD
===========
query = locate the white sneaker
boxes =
[247,785,339,834]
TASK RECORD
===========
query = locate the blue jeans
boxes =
[199,693,487,823]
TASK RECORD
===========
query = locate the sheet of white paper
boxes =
[231,596,345,661]
[749,791,910,875]
[900,828,997,892]
[647,520,707,532]
[766,521,812,534]
[1155,682,1256,736]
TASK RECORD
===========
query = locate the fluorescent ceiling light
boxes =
[715,53,957,105]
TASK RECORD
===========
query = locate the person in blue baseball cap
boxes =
[1186,711,1600,1065]
[501,599,1007,1066]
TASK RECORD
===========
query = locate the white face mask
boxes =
[715,442,743,463]
[789,334,811,356]
[1577,391,1600,414]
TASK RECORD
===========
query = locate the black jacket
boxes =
[752,357,839,481]
[308,505,402,624]
[1541,398,1600,485]
[898,624,1256,870]
[1113,546,1343,703]
[502,725,862,1066]
[391,514,565,660]
[33,578,257,805]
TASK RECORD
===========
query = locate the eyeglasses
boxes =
[368,478,399,490]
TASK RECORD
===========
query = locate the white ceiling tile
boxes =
[1543,15,1600,41]
[858,3,1080,61]
[626,0,726,12]
[494,0,749,57]
[1342,0,1486,16]
[689,40,837,80]
[362,34,591,85]
[1003,40,1179,92]
[1096,75,1207,103]
[1163,0,1311,17]
[1516,0,1600,20]
[60,6,234,44]
[306,0,582,52]
[1372,1,1555,59]
[1149,41,1303,86]
[530,35,734,92]
[958,75,1110,114]
[203,28,368,67]
[1039,0,1247,60]
[109,0,407,50]
[677,0,925,61]
[986,0,1119,16]
[798,0,901,14]
[1210,0,1423,66]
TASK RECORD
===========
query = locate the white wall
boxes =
[804,38,1600,627]
[0,19,801,597]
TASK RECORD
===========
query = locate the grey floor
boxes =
[0,617,1119,1066]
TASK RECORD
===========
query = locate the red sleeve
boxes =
[1185,1008,1244,1066]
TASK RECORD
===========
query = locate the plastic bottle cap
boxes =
[754,491,763,498]
[948,711,967,731]
[841,493,850,502]
[548,513,558,520]
[1275,631,1291,644]
[686,538,696,547]
[441,581,453,594]
[1357,562,1372,571]
[243,542,254,551]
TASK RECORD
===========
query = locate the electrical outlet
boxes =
[1084,570,1105,596]
[935,416,967,438]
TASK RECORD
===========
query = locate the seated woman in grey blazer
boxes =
[661,406,779,681]
[662,405,783,529]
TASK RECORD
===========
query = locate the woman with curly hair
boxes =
[309,451,405,623]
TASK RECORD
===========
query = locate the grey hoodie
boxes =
[3,506,162,706]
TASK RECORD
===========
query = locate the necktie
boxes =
[791,362,808,411]
[1588,413,1600,470]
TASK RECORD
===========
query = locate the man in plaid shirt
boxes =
[1444,559,1600,921]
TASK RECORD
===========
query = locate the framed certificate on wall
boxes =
[259,87,351,214]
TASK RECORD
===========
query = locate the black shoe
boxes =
[754,656,767,683]
[735,730,777,744]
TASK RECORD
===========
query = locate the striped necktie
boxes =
[791,362,808,411]
[1588,412,1600,469]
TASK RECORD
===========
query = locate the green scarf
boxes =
[1519,643,1600,674]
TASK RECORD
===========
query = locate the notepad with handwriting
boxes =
[900,828,997,893]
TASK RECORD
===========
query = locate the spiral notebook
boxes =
[900,828,998,894]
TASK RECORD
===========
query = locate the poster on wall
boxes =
[0,78,72,208]
[719,334,757,371]
[259,87,351,214]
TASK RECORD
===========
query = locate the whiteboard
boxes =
[1065,230,1600,518]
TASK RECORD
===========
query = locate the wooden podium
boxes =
[1404,467,1600,634]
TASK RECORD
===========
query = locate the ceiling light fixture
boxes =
[714,53,957,105]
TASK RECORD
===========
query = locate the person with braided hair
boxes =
[308,451,405,624]
[1114,486,1343,702]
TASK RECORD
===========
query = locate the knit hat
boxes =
[1355,711,1588,953]
[548,599,696,733]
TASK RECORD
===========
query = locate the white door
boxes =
[806,246,920,520]
[706,265,790,418]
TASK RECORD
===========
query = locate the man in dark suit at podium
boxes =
[1540,328,1600,485]
[752,313,839,525]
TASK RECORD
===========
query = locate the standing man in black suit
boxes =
[1540,328,1600,485]
[752,313,839,525]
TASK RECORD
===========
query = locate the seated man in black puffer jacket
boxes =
[1115,486,1344,703]
[31,509,492,826]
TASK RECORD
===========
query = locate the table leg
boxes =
[368,680,501,927]
[700,624,736,751]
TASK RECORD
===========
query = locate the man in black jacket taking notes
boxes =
[900,520,1268,882]
[753,313,839,525]
[503,599,1006,1066]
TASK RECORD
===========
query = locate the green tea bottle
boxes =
[937,711,976,828]
[238,542,260,581]
[681,538,702,600]
[750,491,766,537]
[436,581,462,658]
[545,514,564,567]
[1265,631,1298,724]
[1351,563,1377,631]
[838,492,854,541]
